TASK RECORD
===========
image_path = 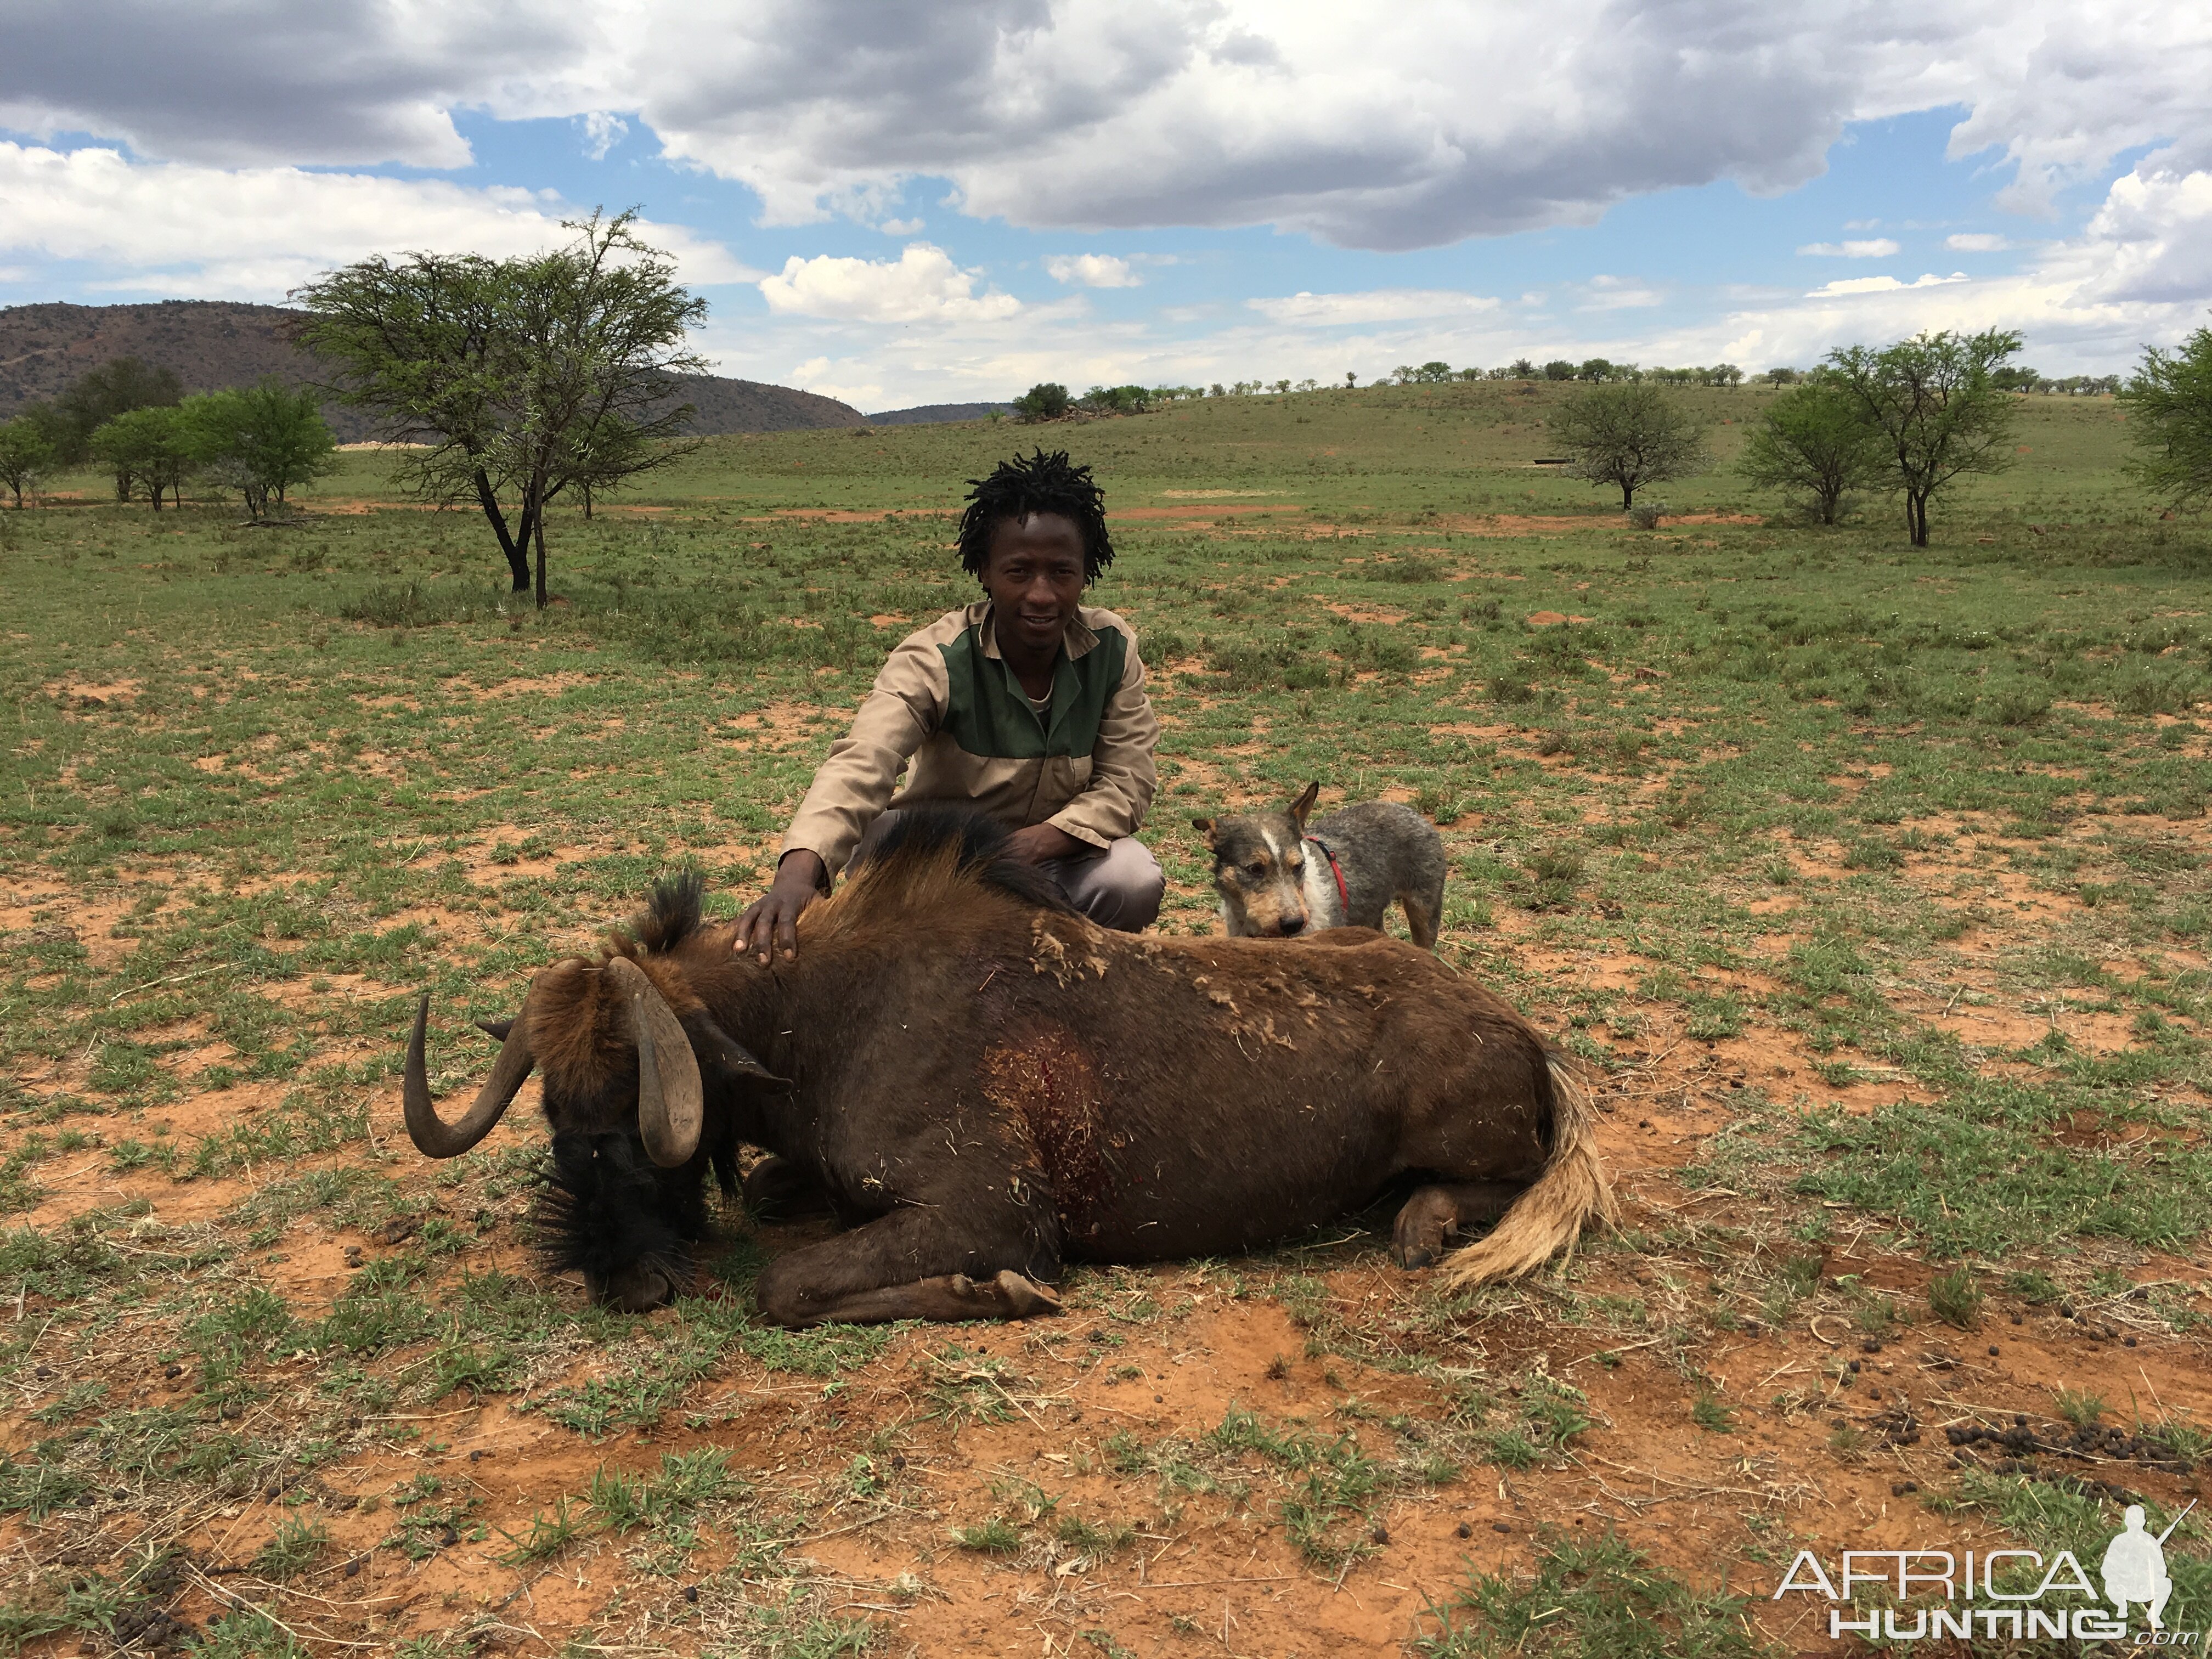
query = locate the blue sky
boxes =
[4,2,2209,410]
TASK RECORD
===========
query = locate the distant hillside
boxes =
[867,402,1012,425]
[0,301,865,439]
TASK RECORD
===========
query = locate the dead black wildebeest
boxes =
[403,810,1614,1324]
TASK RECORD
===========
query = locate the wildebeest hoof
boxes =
[994,1269,1061,1318]
[586,1262,678,1312]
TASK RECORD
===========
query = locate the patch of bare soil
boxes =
[41,677,142,706]
[1113,504,1306,520]
[752,507,958,522]
[439,672,601,702]
[715,701,823,755]
[1322,602,1409,624]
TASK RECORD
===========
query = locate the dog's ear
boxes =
[1190,815,1216,846]
[1289,782,1321,830]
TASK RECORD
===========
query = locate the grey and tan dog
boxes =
[1194,782,1448,948]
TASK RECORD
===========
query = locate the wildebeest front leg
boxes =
[753,1205,1061,1328]
[1393,1181,1526,1269]
[768,1269,1061,1327]
[741,1153,834,1222]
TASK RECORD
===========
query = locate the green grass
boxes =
[1415,1530,1775,1657]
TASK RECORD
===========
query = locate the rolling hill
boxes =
[0,300,867,439]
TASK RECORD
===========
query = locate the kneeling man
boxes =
[736,449,1163,961]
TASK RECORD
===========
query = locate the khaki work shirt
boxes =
[781,601,1159,874]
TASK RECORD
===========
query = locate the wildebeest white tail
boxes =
[1437,1055,1617,1290]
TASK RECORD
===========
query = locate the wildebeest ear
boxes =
[691,1017,793,1093]
[476,1017,516,1043]
[1290,781,1321,827]
[1190,815,1216,843]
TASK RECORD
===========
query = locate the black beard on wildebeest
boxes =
[402,810,1616,1325]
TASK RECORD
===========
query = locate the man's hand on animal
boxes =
[732,849,828,964]
[1003,822,1085,864]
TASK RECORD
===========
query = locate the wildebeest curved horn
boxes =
[604,957,703,1167]
[404,993,534,1158]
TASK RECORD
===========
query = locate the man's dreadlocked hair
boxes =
[957,449,1114,585]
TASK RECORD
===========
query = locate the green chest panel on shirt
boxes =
[939,624,1124,759]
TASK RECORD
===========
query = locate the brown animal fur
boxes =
[445,814,1611,1322]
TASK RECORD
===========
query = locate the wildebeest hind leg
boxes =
[1393,1180,1526,1270]
[754,1206,1061,1328]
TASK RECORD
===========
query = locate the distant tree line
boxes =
[0,357,338,516]
[1541,328,2028,544]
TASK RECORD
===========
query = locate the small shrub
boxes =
[1842,837,1901,870]
[1928,1265,1983,1329]
[1979,686,2051,727]
[1627,501,1666,530]
[1691,1395,1734,1434]
[952,1517,1023,1553]
[1684,993,1745,1041]
[252,1516,330,1582]
[2053,1388,2107,1430]
[493,1498,584,1566]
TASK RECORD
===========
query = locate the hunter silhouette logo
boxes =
[2104,1502,2192,1632]
[1773,1500,2200,1643]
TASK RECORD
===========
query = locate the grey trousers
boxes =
[854,811,1164,932]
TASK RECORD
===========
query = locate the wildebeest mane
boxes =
[611,868,707,960]
[841,807,1074,916]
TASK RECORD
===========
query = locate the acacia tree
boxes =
[1824,329,2022,546]
[2123,323,2212,509]
[88,407,196,509]
[0,417,54,507]
[294,210,707,605]
[1737,376,1887,523]
[1013,382,1070,421]
[1551,382,1711,510]
[189,382,340,521]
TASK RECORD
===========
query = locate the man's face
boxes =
[982,512,1087,654]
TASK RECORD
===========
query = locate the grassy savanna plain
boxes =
[2,379,2210,1657]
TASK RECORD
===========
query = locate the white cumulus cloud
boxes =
[1798,239,1901,257]
[1579,275,1663,310]
[757,241,1020,323]
[1805,272,1968,296]
[0,141,755,299]
[1247,289,1499,325]
[1044,253,1141,288]
[578,111,629,160]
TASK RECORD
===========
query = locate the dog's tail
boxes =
[1436,1054,1617,1291]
